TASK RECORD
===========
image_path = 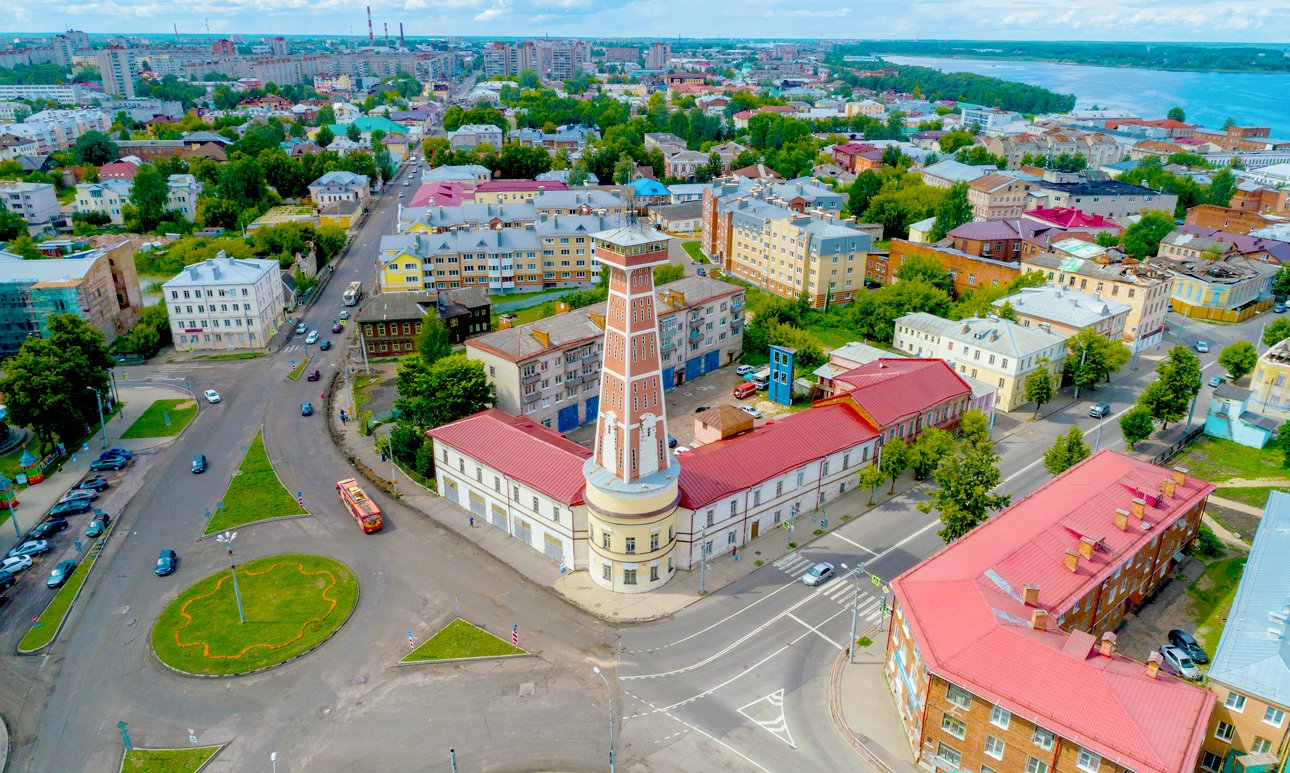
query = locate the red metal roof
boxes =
[427,408,591,505]
[827,358,970,428]
[892,450,1216,773]
[1025,206,1120,231]
[475,179,569,193]
[677,403,877,509]
[409,181,474,208]
[100,161,139,180]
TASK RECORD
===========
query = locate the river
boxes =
[885,55,1290,139]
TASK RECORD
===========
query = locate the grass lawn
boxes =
[402,618,526,662]
[681,240,710,263]
[193,352,266,361]
[19,525,112,652]
[204,431,305,534]
[1187,555,1248,652]
[1173,438,1290,483]
[288,357,310,380]
[121,399,198,439]
[1214,486,1277,509]
[151,554,357,676]
[122,746,221,773]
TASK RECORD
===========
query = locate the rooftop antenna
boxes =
[205,18,211,40]
[367,6,374,46]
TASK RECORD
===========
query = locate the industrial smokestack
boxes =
[384,22,390,49]
[367,5,374,45]
[399,22,405,50]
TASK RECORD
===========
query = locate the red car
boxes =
[306,369,321,382]
[733,382,758,399]
[331,322,342,333]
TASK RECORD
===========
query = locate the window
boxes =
[990,705,1010,729]
[650,533,659,551]
[941,713,967,739]
[1224,693,1246,712]
[1032,727,1054,750]
[935,743,961,768]
[984,735,1005,760]
[1076,749,1101,772]
[946,684,972,710]
[1025,758,1049,773]
[601,532,611,549]
[625,537,636,554]
[602,563,612,581]
[1214,721,1234,741]
[1264,707,1285,727]
[1200,751,1222,772]
[650,565,660,582]
[623,568,637,585]
[1252,736,1273,754]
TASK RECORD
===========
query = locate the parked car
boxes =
[203,389,221,404]
[696,267,706,277]
[694,406,710,413]
[331,322,342,333]
[672,446,689,456]
[0,571,14,593]
[320,340,333,351]
[1194,340,1209,353]
[155,549,178,577]
[1208,375,1226,387]
[1160,644,1200,679]
[8,539,50,559]
[1168,629,1209,664]
[1274,302,1286,313]
[306,369,321,382]
[801,562,835,587]
[338,310,349,320]
[1,555,33,573]
[50,499,93,517]
[29,518,68,540]
[667,435,678,449]
[295,321,308,335]
[46,559,77,588]
[1089,403,1111,419]
[59,489,98,505]
[736,365,756,376]
[90,456,128,471]
[76,476,110,492]
[733,382,758,399]
[301,402,314,417]
[305,330,320,345]
[192,454,208,474]
[739,405,763,419]
[85,512,110,538]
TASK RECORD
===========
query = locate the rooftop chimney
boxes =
[1031,608,1049,631]
[1079,536,1097,560]
[1099,631,1117,657]
[1130,498,1146,518]
[1160,478,1177,498]
[1114,508,1130,531]
[1022,584,1040,607]
[1146,652,1162,679]
[1172,467,1189,487]
[1063,550,1080,573]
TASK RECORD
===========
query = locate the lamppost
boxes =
[270,752,277,773]
[697,523,708,595]
[592,666,616,773]
[215,530,246,624]
[840,562,865,663]
[86,386,107,449]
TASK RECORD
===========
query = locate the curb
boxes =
[199,425,310,538]
[395,652,534,667]
[117,743,227,773]
[17,521,118,655]
[149,555,361,679]
[195,512,311,541]
[828,639,894,773]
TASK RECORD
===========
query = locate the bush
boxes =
[1191,525,1223,559]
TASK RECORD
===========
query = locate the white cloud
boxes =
[473,3,506,21]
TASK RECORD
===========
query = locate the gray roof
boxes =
[309,170,369,188]
[421,165,492,182]
[1022,252,1170,287]
[382,214,624,262]
[356,291,435,323]
[408,202,538,230]
[469,276,742,362]
[535,169,600,185]
[650,201,702,220]
[1214,383,1253,402]
[163,254,278,287]
[531,189,625,210]
[1207,491,1290,706]
[921,159,1001,184]
[897,311,1069,358]
[593,224,669,248]
[0,243,124,283]
[993,284,1131,328]
[437,286,490,317]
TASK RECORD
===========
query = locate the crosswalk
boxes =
[773,552,886,624]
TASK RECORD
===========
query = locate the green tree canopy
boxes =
[1264,317,1290,348]
[74,130,119,166]
[881,437,909,493]
[920,422,1011,543]
[415,315,453,365]
[394,353,496,432]
[1218,341,1258,381]
[128,163,172,231]
[1122,210,1176,259]
[1025,366,1054,418]
[1043,425,1091,476]
[1119,407,1155,450]
[894,253,953,296]
[907,427,956,480]
[930,181,973,241]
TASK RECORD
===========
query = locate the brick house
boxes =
[436,287,491,343]
[357,292,436,357]
[967,174,1035,220]
[878,240,1022,298]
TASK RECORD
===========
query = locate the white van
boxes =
[751,368,770,389]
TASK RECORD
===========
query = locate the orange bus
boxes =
[336,478,383,533]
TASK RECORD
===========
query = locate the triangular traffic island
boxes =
[120,745,224,773]
[401,618,529,664]
[203,429,307,535]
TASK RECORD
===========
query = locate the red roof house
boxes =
[99,161,139,180]
[885,450,1216,773]
[816,358,973,441]
[475,179,569,196]
[1023,206,1124,236]
[409,181,475,208]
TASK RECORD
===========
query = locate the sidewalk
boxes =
[0,384,195,557]
[831,643,922,773]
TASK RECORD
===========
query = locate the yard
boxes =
[1187,554,1248,652]
[402,618,526,663]
[203,430,306,534]
[1173,438,1290,484]
[681,240,710,264]
[120,398,198,439]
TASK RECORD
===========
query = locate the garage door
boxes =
[544,534,563,563]
[443,479,459,505]
[468,491,486,518]
[703,350,720,374]
[557,404,580,433]
[514,518,532,546]
[661,367,675,392]
[490,503,507,531]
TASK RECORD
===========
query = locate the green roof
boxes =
[328,116,408,136]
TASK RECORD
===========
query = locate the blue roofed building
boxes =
[1200,489,1290,773]
[629,177,672,208]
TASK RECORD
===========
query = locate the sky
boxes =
[5,0,1290,43]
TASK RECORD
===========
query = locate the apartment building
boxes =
[1033,179,1178,220]
[1249,338,1290,419]
[983,128,1121,170]
[0,83,91,104]
[920,159,1007,189]
[0,181,59,224]
[400,202,539,233]
[307,170,370,208]
[886,451,1215,773]
[967,173,1037,220]
[1149,253,1276,322]
[162,253,287,351]
[701,177,846,264]
[72,174,202,225]
[1200,490,1290,773]
[645,42,670,70]
[727,201,871,307]
[0,241,142,358]
[531,189,627,217]
[877,240,1023,297]
[993,284,1131,342]
[1020,253,1174,344]
[447,123,504,151]
[893,312,1068,411]
[97,46,136,98]
[510,124,599,154]
[466,276,743,432]
[474,180,569,205]
[482,41,535,77]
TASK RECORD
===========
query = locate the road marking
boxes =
[833,533,878,556]
[628,576,802,654]
[737,689,797,749]
[625,691,773,773]
[787,612,842,650]
[869,517,942,564]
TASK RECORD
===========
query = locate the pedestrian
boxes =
[469,515,475,528]
[732,546,739,561]
[380,451,388,462]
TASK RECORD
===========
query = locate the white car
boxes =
[203,389,221,404]
[1161,644,1200,679]
[735,364,756,376]
[801,562,835,587]
[739,405,763,420]
[338,310,349,320]
[1,555,33,573]
[305,331,320,345]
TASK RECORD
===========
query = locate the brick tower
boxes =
[583,225,680,593]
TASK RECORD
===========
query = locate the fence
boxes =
[1149,424,1205,466]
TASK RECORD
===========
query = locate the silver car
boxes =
[1161,645,1200,679]
[305,330,320,345]
[59,489,99,505]
[801,562,835,587]
[1,555,33,573]
[7,539,50,559]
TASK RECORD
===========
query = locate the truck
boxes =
[336,478,383,533]
[342,281,364,307]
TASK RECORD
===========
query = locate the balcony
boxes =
[522,371,541,385]
[521,391,541,406]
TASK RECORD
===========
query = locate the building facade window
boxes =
[945,683,972,710]
[1076,749,1101,772]
[1215,721,1234,741]
[623,568,637,585]
[1200,751,1222,772]
[1252,736,1273,755]
[1025,757,1049,773]
[935,743,961,768]
[984,735,1005,760]
[990,706,1010,729]
[1031,727,1054,750]
[1264,707,1285,727]
[941,714,967,739]
[1224,693,1246,712]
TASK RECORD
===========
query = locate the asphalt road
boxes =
[1,164,616,772]
[617,310,1271,771]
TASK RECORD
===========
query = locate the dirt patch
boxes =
[1113,558,1206,662]
[1206,504,1260,544]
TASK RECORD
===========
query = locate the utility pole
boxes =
[86,386,107,449]
[593,667,616,773]
[215,530,246,624]
[1072,347,1088,400]
[697,524,707,595]
[842,563,864,663]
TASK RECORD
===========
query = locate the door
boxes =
[514,518,532,546]
[557,404,580,433]
[585,396,599,419]
[750,521,759,539]
[544,534,564,564]
[490,503,507,531]
[686,356,702,377]
[443,479,459,505]
[661,366,675,392]
[703,350,720,374]
[468,491,486,517]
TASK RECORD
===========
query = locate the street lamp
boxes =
[841,563,864,663]
[86,386,108,449]
[215,530,246,624]
[698,523,707,595]
[270,752,277,773]
[592,666,616,773]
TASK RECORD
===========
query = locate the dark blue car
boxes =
[155,549,178,577]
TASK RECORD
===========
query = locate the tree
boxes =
[1025,366,1054,418]
[496,143,552,179]
[1273,266,1290,299]
[1043,426,1091,476]
[1121,210,1175,259]
[0,208,25,241]
[73,130,119,165]
[442,105,466,132]
[881,438,909,493]
[907,427,955,480]
[653,263,686,285]
[1218,341,1258,381]
[6,234,42,260]
[345,123,361,142]
[858,464,885,506]
[612,155,635,185]
[937,131,975,154]
[920,431,1010,543]
[847,170,884,218]
[128,163,172,231]
[929,182,973,241]
[1167,106,1187,122]
[394,353,496,432]
[1063,328,1123,392]
[315,125,335,147]
[1152,345,1202,428]
[1270,421,1290,469]
[1119,407,1155,451]
[893,254,952,295]
[1264,317,1290,348]
[415,315,453,365]
[216,157,268,215]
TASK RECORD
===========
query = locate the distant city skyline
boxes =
[4,1,1289,45]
